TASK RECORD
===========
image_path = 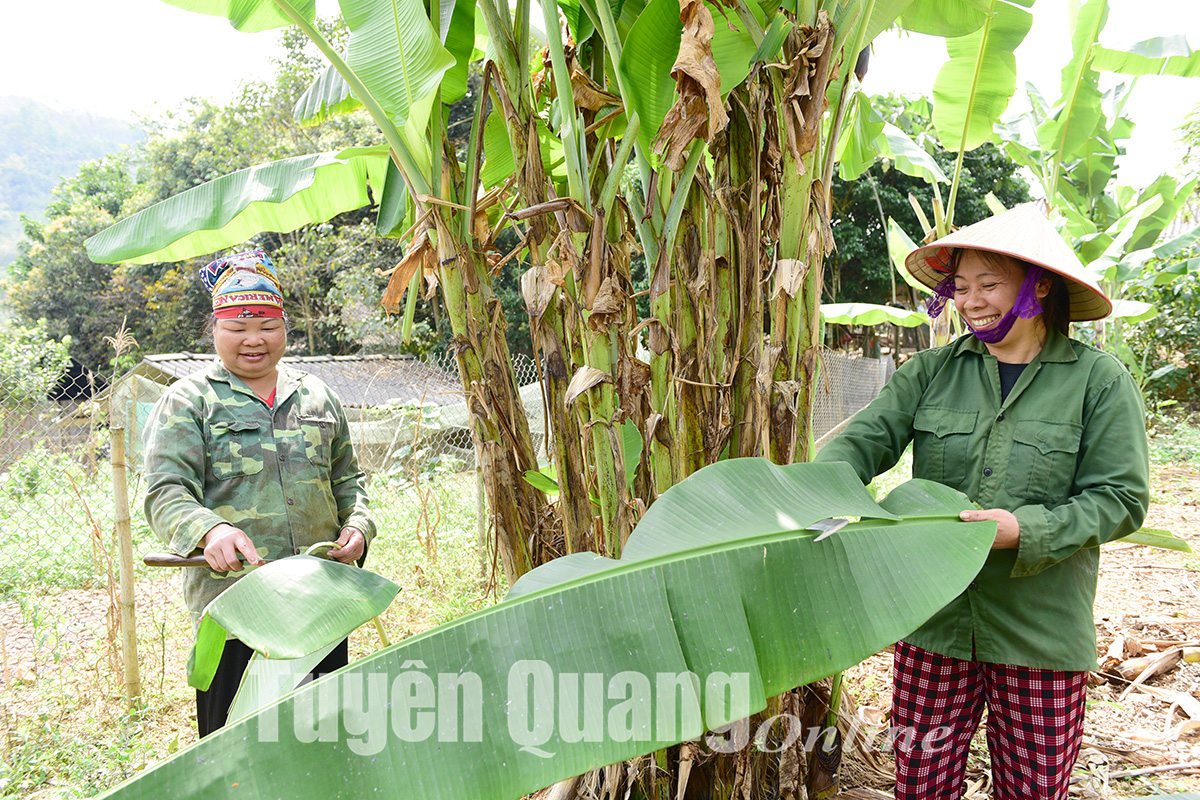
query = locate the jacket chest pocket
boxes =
[912,407,978,485]
[1006,420,1081,505]
[298,415,335,467]
[210,420,264,479]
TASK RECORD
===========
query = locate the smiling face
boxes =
[952,250,1050,353]
[212,316,286,386]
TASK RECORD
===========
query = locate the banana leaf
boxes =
[100,460,996,800]
[1036,0,1106,163]
[158,0,314,32]
[227,642,343,723]
[1114,528,1191,554]
[294,64,364,127]
[187,555,400,689]
[899,0,990,37]
[821,302,929,328]
[84,151,390,265]
[836,92,886,180]
[887,218,933,295]
[1092,36,1200,78]
[618,0,681,157]
[880,123,951,184]
[1106,299,1157,324]
[932,0,1033,153]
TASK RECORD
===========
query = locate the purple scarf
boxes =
[926,265,1045,344]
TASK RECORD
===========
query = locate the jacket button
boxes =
[983,468,993,477]
[996,413,1004,422]
[286,498,294,505]
[969,581,978,590]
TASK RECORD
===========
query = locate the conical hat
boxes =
[904,203,1112,322]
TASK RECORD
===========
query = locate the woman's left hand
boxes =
[329,527,366,563]
[959,508,1020,550]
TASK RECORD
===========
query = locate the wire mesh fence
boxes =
[0,347,892,729]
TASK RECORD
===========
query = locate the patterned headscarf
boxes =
[200,250,285,319]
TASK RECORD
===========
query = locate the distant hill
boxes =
[0,97,143,270]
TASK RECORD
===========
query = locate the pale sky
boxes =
[1,0,1197,188]
[869,0,1200,188]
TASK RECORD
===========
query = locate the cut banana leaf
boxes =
[228,641,343,724]
[102,460,994,800]
[187,556,399,689]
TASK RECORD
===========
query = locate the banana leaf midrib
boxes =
[351,514,990,648]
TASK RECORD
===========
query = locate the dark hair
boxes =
[951,249,1070,337]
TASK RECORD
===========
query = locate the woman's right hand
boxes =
[202,523,266,572]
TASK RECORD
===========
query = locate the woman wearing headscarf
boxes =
[815,203,1150,799]
[143,250,376,736]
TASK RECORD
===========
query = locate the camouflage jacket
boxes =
[143,360,376,620]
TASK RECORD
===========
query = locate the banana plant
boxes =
[95,460,999,800]
[84,0,1068,794]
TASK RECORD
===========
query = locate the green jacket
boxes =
[815,330,1149,671]
[143,360,376,621]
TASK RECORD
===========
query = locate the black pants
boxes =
[196,638,349,737]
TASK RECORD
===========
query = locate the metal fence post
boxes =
[110,427,142,707]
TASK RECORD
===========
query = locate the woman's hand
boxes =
[959,508,1020,549]
[202,523,266,572]
[328,527,365,563]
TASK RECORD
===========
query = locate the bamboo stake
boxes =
[110,428,142,707]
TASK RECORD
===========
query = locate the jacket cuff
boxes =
[169,509,227,556]
[1011,504,1050,578]
[344,514,376,543]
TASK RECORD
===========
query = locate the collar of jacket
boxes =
[205,359,302,407]
[951,326,1078,364]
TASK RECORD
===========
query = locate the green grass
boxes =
[1148,411,1200,466]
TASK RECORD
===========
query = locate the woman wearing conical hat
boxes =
[816,204,1149,799]
[142,250,376,737]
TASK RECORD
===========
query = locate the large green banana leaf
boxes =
[899,0,989,38]
[340,0,457,132]
[1035,0,1106,165]
[158,0,314,32]
[437,0,476,104]
[1092,35,1200,78]
[932,0,1034,153]
[100,460,995,800]
[84,151,390,265]
[879,123,950,184]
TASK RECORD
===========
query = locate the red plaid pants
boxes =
[891,641,1088,800]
